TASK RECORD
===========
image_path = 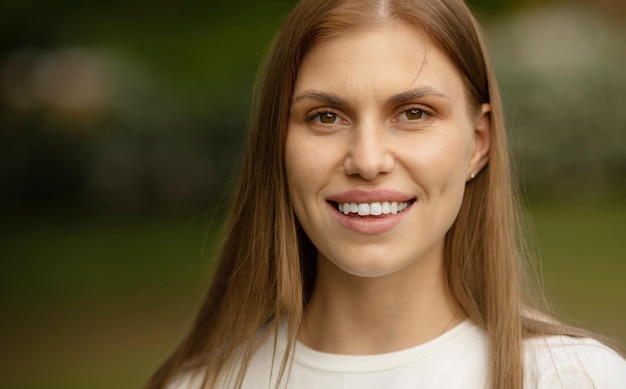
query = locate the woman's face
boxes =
[285,22,490,278]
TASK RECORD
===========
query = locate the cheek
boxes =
[284,133,325,209]
[285,131,343,189]
[401,132,473,184]
[284,138,304,205]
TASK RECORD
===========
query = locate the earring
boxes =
[470,172,476,180]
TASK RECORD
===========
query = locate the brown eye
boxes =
[405,108,424,120]
[320,112,338,124]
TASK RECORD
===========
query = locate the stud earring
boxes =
[470,172,476,180]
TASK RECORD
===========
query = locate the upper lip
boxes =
[328,189,415,204]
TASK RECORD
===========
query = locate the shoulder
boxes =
[524,335,626,388]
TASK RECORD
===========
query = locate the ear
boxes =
[467,103,491,181]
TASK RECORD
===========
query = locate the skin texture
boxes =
[286,22,490,354]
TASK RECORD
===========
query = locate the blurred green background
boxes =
[1,0,625,388]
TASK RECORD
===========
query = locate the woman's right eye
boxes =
[308,111,341,124]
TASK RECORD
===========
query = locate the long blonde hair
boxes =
[147,1,610,388]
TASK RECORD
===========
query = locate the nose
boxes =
[343,123,394,180]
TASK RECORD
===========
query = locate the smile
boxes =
[334,201,413,216]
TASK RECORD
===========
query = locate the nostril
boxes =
[343,146,394,180]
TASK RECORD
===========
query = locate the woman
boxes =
[149,0,626,387]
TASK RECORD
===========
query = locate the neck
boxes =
[299,246,461,355]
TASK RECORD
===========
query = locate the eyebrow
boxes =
[292,91,348,107]
[292,86,450,107]
[386,87,451,105]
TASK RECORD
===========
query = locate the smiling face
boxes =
[285,22,490,279]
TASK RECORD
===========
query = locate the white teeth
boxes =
[370,202,382,216]
[338,201,411,216]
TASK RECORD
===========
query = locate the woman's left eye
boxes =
[398,108,426,121]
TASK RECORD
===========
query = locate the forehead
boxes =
[294,22,466,103]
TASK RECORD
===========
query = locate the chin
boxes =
[323,252,414,279]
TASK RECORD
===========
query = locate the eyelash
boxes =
[304,105,435,124]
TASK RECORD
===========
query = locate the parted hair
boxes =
[147,1,609,388]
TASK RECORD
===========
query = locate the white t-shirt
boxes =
[170,320,626,388]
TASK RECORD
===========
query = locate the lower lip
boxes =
[328,202,412,235]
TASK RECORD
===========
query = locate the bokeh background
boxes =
[1,0,625,387]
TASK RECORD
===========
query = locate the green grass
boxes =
[1,200,625,388]
[0,214,219,389]
[523,199,626,344]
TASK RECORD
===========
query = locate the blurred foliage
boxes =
[488,3,626,196]
[1,0,295,216]
[1,0,625,216]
